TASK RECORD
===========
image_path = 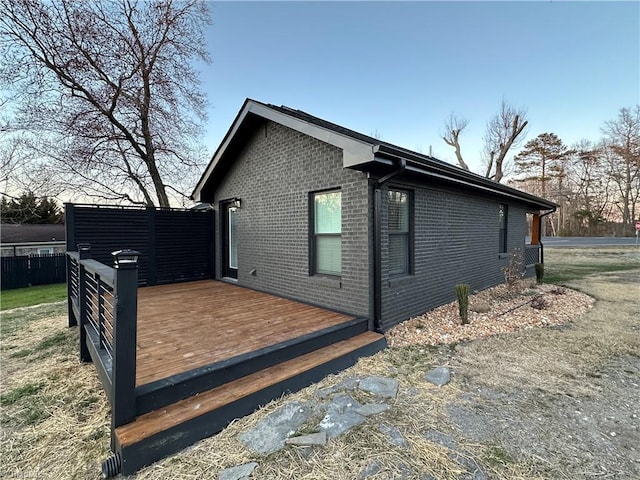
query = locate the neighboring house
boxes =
[193,99,555,331]
[0,223,66,257]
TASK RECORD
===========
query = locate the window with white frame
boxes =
[311,190,341,276]
[388,189,411,275]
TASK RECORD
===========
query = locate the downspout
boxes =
[538,206,557,264]
[373,158,406,332]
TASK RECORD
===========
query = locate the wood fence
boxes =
[1,253,66,290]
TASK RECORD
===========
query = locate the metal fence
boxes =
[1,253,66,290]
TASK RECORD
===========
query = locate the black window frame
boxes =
[309,188,342,277]
[387,187,413,277]
[499,203,508,254]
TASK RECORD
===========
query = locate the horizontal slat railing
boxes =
[67,244,139,450]
[525,244,541,266]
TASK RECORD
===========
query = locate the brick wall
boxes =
[214,121,371,318]
[378,181,528,331]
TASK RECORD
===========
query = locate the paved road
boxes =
[541,236,639,247]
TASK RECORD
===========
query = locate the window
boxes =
[38,247,54,255]
[388,189,411,276]
[499,204,508,253]
[311,190,341,276]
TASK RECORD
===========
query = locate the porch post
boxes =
[77,243,92,362]
[531,213,541,245]
[111,249,140,441]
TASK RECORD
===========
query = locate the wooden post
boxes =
[77,243,92,362]
[111,249,140,444]
[531,213,541,245]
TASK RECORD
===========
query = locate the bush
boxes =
[502,249,526,294]
[455,284,470,325]
[535,263,544,284]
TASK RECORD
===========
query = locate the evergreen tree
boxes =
[0,192,63,224]
[514,133,571,196]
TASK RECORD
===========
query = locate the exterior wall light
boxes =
[232,198,242,209]
[111,249,140,268]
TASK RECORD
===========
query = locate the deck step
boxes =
[134,317,369,415]
[114,331,386,475]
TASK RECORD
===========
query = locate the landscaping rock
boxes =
[424,429,457,450]
[239,401,313,454]
[425,367,451,386]
[355,403,390,416]
[318,393,365,438]
[377,423,408,447]
[450,452,487,480]
[358,376,399,398]
[285,431,327,446]
[316,376,358,398]
[358,460,382,478]
[218,462,258,480]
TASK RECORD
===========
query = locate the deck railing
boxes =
[67,244,139,447]
[524,244,541,266]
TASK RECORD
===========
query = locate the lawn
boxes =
[543,246,640,284]
[0,283,67,311]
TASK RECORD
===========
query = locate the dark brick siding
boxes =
[379,182,529,331]
[214,121,371,318]
[211,120,535,331]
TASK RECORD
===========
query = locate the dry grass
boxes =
[1,247,638,479]
[0,309,110,480]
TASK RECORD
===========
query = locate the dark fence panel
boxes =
[1,256,29,290]
[65,204,215,286]
[29,254,67,286]
[1,254,66,290]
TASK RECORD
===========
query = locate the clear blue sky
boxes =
[199,1,639,173]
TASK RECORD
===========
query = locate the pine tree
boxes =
[514,133,571,196]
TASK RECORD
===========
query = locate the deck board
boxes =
[117,331,383,446]
[135,280,355,386]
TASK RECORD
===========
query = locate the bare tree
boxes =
[0,0,210,207]
[567,140,613,235]
[441,100,527,182]
[442,113,470,170]
[601,106,640,235]
[483,100,528,182]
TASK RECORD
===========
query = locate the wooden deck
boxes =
[135,280,355,386]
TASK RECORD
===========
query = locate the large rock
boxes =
[424,367,451,386]
[377,423,408,448]
[318,393,365,438]
[218,462,258,480]
[355,403,390,417]
[358,376,399,398]
[239,401,314,454]
[316,376,359,398]
[285,432,327,446]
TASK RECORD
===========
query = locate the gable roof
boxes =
[1,223,65,244]
[193,99,555,211]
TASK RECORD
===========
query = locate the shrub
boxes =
[530,294,548,310]
[502,249,526,293]
[455,284,470,325]
[535,263,544,284]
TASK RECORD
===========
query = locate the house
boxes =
[66,99,554,476]
[1,223,66,257]
[192,99,555,331]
